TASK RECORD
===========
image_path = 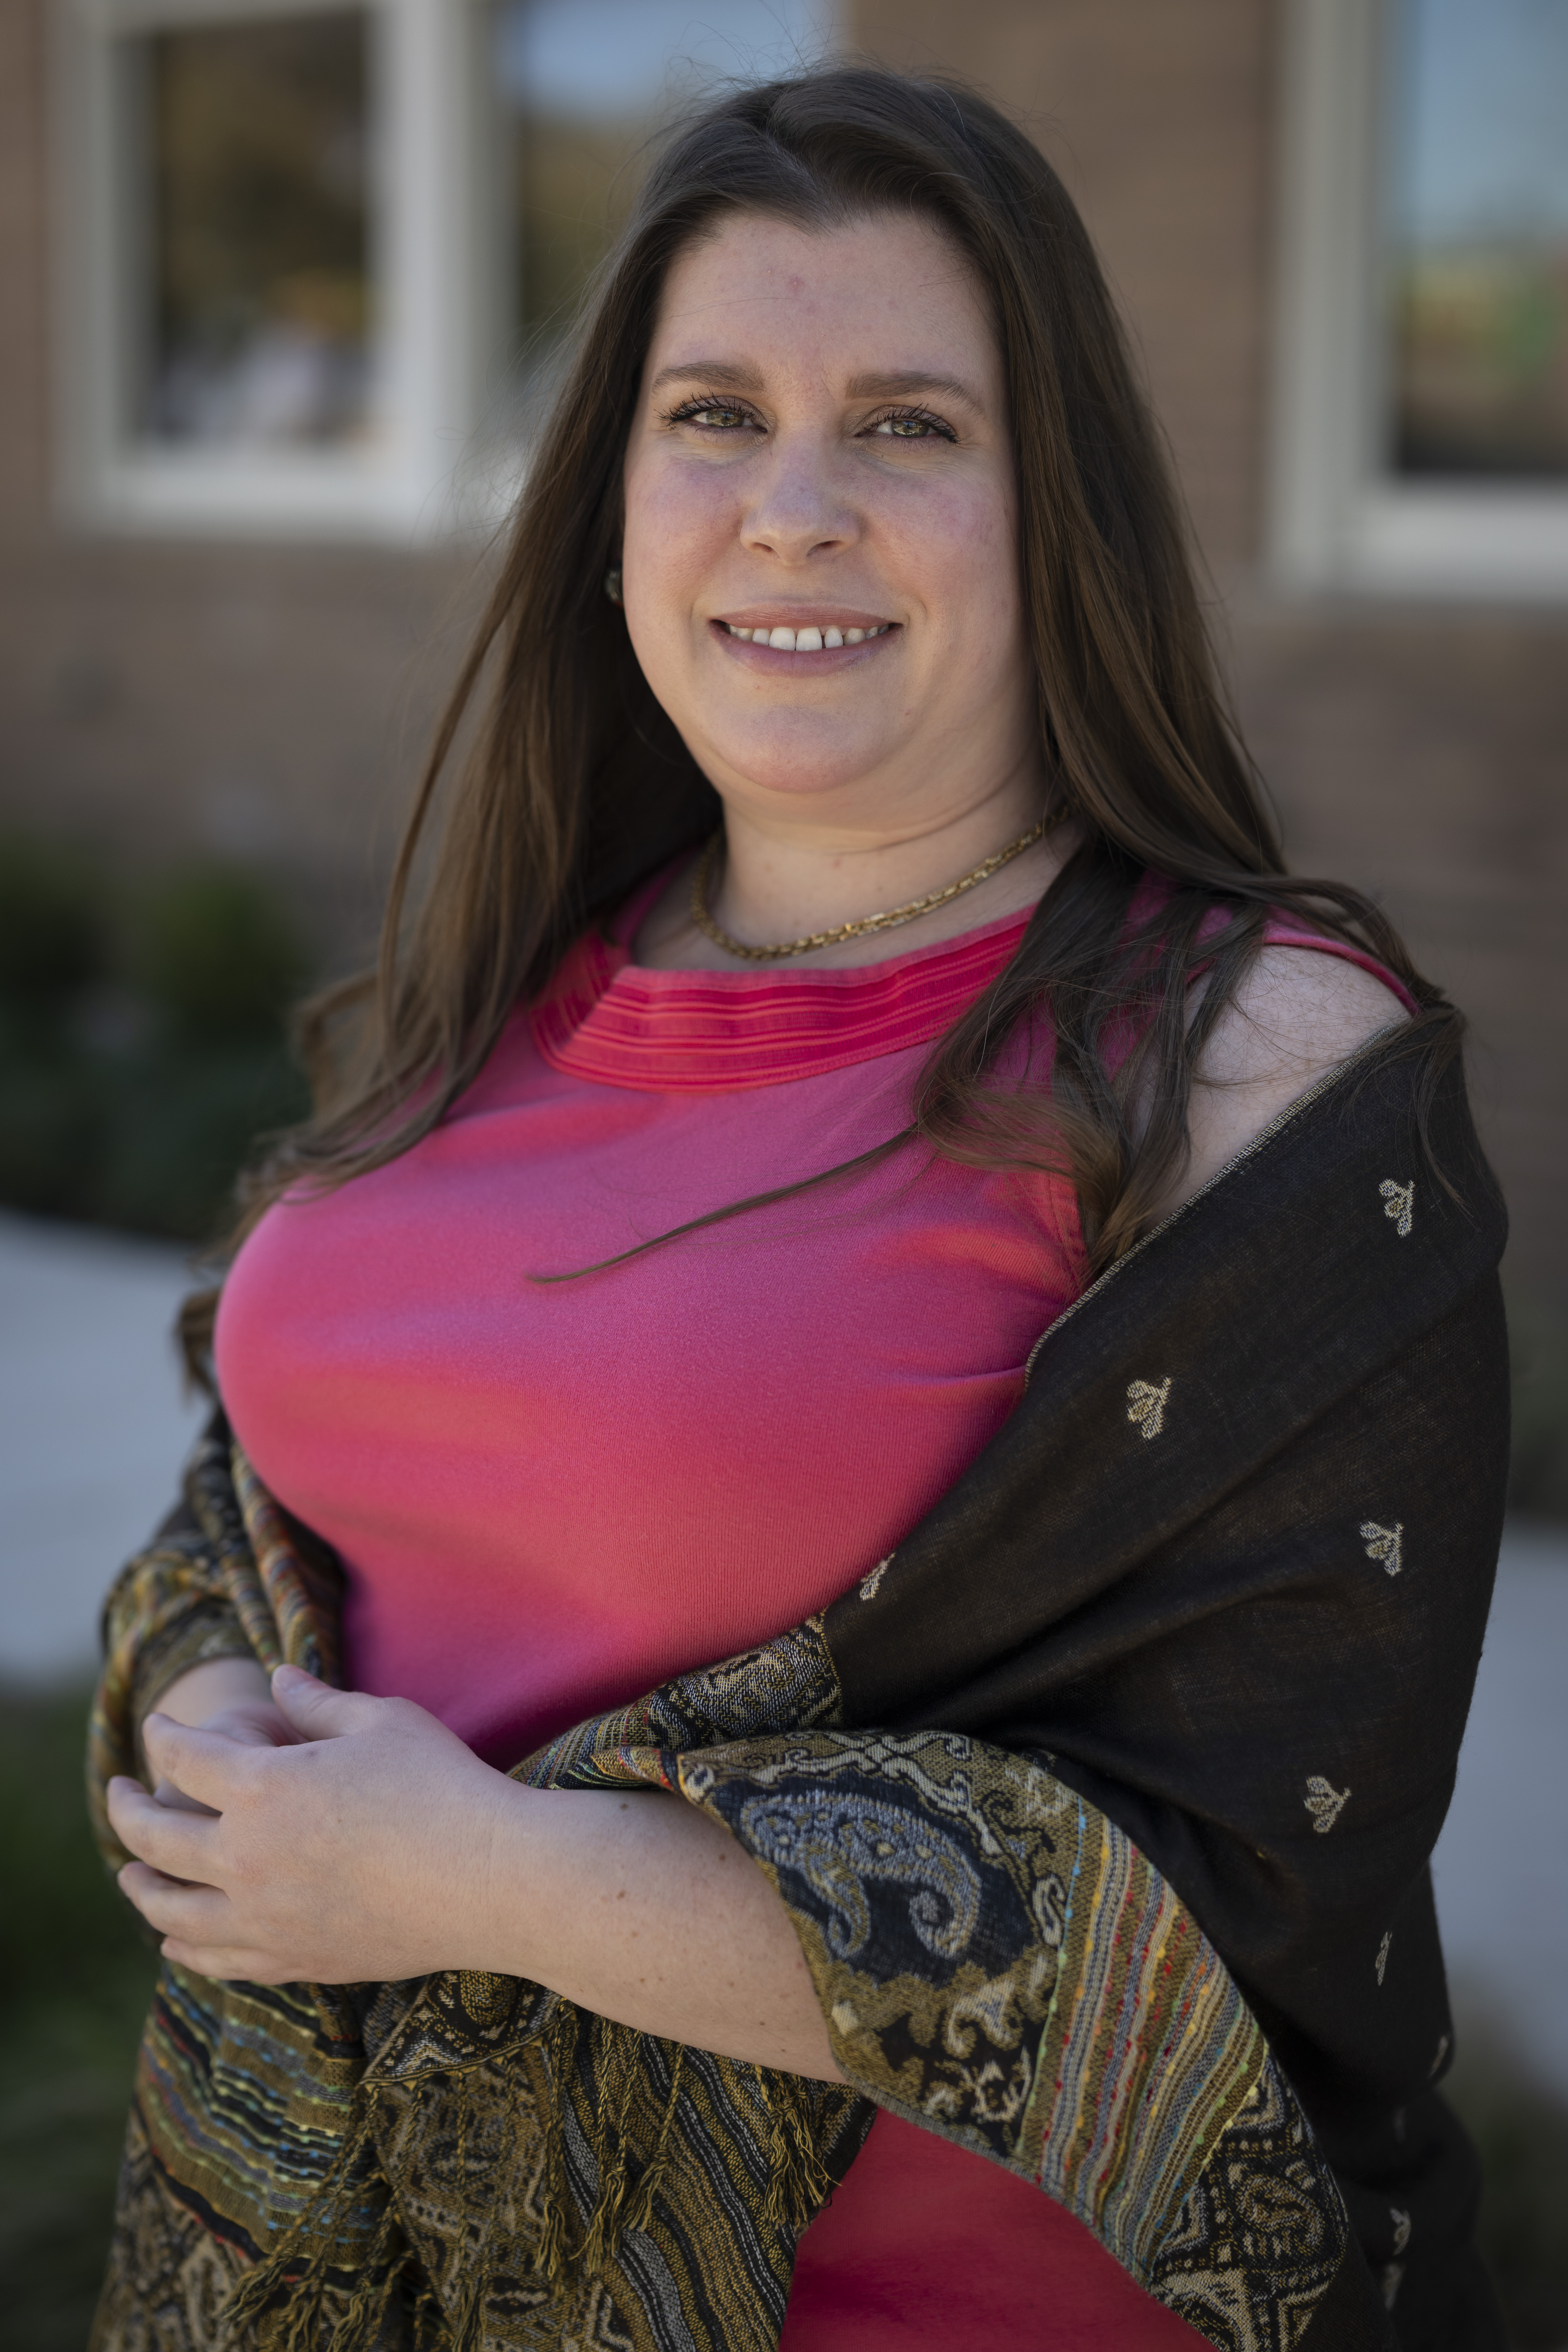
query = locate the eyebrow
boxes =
[844,370,983,409]
[649,361,764,396]
[648,361,985,410]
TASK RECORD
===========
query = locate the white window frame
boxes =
[1268,0,1568,602]
[50,0,489,541]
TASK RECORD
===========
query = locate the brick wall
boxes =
[856,0,1568,1307]
[1,0,1563,1299]
[0,0,476,954]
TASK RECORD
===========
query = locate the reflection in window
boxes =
[143,12,372,449]
[1386,0,1568,478]
[493,1,832,350]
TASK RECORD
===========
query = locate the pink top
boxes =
[214,874,1411,2350]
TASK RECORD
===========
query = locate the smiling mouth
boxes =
[718,621,895,650]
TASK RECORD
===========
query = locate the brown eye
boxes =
[867,412,955,443]
[679,404,750,430]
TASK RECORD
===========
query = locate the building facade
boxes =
[2,0,1565,1302]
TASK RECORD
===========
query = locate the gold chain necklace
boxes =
[689,817,1048,962]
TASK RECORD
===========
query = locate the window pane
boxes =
[494,1,832,349]
[1386,0,1568,479]
[142,12,372,449]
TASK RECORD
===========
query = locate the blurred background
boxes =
[1,0,1566,2343]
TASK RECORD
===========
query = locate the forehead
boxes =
[647,210,998,385]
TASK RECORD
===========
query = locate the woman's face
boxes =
[621,209,1038,835]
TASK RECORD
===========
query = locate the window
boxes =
[143,12,373,450]
[491,2,837,371]
[52,0,482,539]
[1270,0,1568,597]
[52,0,837,540]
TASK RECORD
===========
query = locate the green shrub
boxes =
[132,866,307,1044]
[0,834,109,1008]
[0,838,311,1244]
[0,1686,158,2352]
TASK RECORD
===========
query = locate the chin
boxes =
[699,723,894,803]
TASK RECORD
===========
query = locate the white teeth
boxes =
[728,620,892,649]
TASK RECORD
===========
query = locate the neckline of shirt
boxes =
[530,864,1037,1093]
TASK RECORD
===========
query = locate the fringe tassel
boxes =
[621,2043,686,2240]
[761,2071,838,2233]
[220,2004,838,2346]
[219,2091,392,2351]
[532,2004,832,2282]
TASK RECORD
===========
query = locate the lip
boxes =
[708,614,900,670]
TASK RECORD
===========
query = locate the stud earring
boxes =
[604,566,623,606]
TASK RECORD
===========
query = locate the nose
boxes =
[738,433,859,566]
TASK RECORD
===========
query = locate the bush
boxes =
[0,836,310,1245]
[0,833,109,1007]
[133,866,306,1044]
[0,1686,157,2352]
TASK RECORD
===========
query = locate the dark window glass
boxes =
[493,2,829,352]
[142,12,371,448]
[1386,0,1568,479]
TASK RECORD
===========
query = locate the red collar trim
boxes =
[530,906,1033,1093]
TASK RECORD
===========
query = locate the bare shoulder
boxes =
[1158,944,1411,1217]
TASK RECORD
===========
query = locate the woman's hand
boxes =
[141,1655,297,1814]
[110,1667,512,1982]
[108,1664,842,2079]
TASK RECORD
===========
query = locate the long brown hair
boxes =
[190,64,1456,1361]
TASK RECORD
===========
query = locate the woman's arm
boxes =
[152,1656,278,1731]
[108,1668,842,2080]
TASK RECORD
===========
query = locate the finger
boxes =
[152,1777,221,1817]
[109,1775,223,1880]
[270,1665,383,1740]
[118,1860,232,1938]
[140,1714,254,1806]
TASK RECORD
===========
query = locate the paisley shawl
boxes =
[87,1035,1508,2352]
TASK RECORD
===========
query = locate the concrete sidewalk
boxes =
[0,1211,205,1678]
[2,1206,1565,2090]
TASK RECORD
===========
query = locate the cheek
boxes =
[880,474,1019,637]
[623,458,734,596]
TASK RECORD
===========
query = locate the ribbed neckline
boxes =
[530,866,1034,1093]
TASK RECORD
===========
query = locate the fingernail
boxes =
[273,1663,313,1688]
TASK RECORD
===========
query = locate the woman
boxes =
[89,66,1508,2352]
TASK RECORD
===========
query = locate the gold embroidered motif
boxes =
[1376,1932,1392,1985]
[1390,2208,1412,2256]
[1381,2263,1406,2310]
[1379,1179,1414,1236]
[859,1555,893,1601]
[1126,1378,1171,1440]
[1361,1521,1404,1576]
[1304,1775,1351,1834]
